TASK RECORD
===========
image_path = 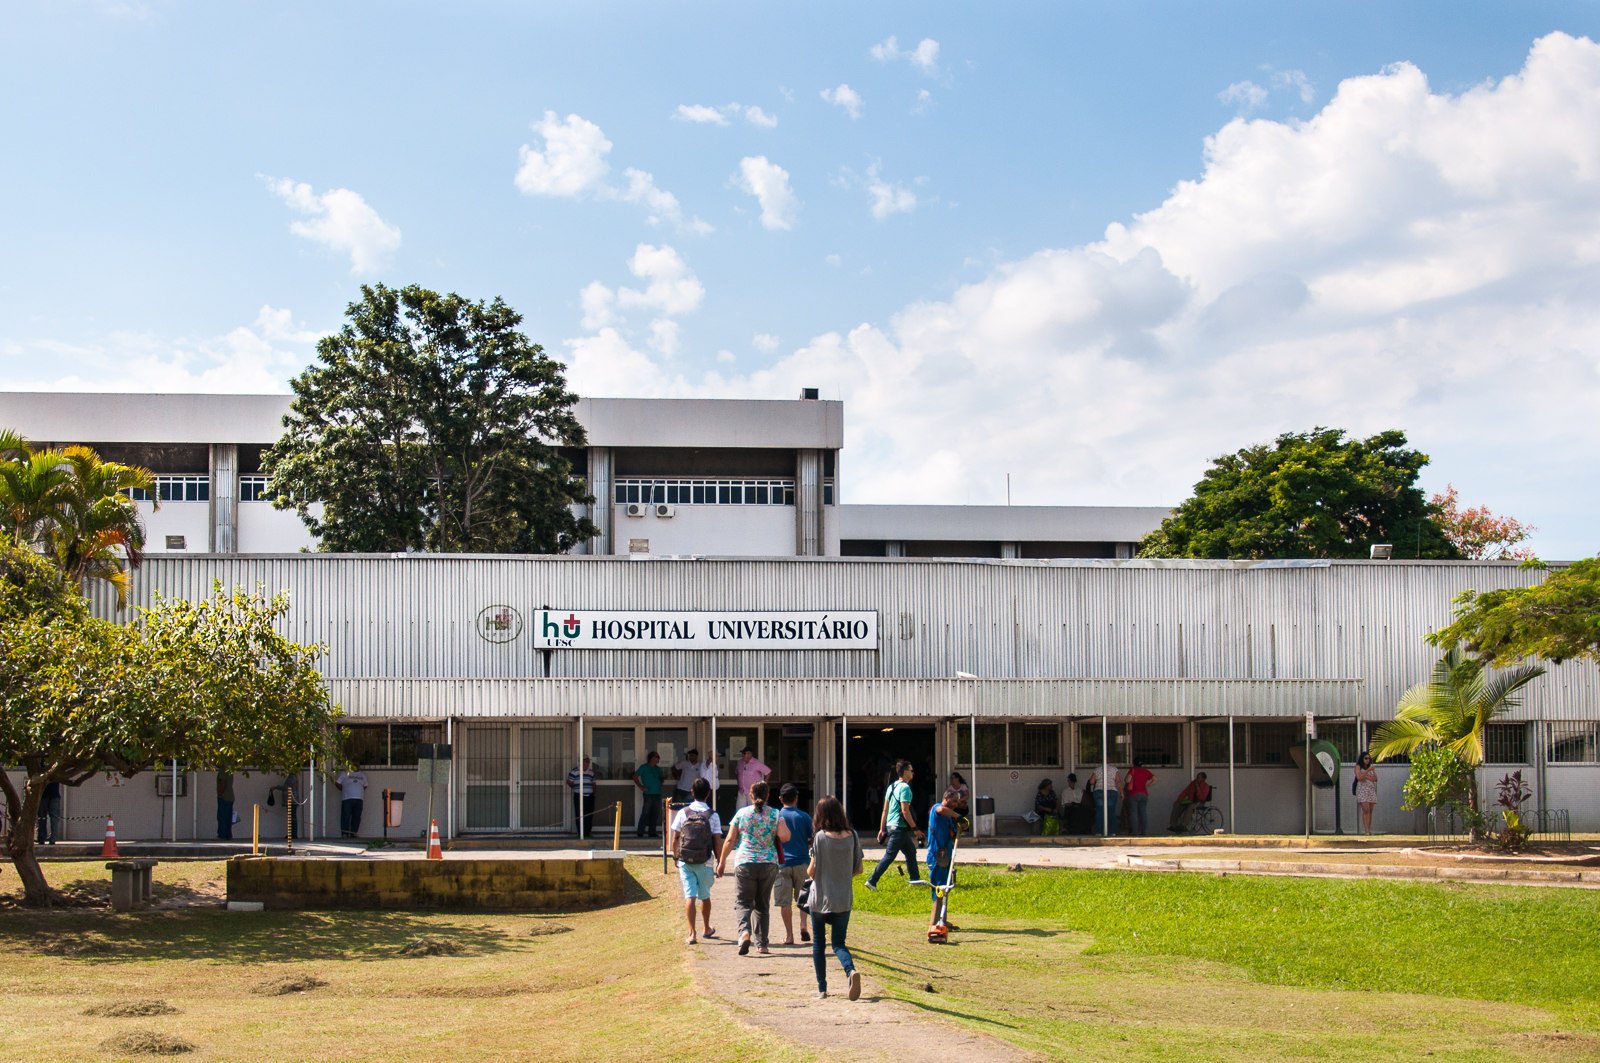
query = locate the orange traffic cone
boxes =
[100,816,119,858]
[426,820,443,860]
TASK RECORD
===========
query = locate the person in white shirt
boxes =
[336,768,369,837]
[673,750,704,796]
[668,777,725,945]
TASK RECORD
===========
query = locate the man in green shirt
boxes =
[865,759,924,890]
[634,751,666,838]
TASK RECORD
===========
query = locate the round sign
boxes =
[476,605,523,644]
[1009,770,1021,784]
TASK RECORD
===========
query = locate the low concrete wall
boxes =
[226,855,625,910]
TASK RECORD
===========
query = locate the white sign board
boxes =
[530,609,878,650]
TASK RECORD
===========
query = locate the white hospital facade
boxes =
[2,392,1595,843]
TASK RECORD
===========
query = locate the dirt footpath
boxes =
[686,867,1032,1063]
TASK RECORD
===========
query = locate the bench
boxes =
[106,859,159,911]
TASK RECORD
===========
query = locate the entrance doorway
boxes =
[766,723,815,813]
[837,724,937,833]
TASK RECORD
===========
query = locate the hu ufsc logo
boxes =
[540,610,583,647]
[476,605,523,644]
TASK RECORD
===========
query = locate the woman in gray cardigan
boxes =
[806,795,863,999]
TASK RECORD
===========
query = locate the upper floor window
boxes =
[615,478,795,506]
[125,475,209,503]
[239,476,275,502]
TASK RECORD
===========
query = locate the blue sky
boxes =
[4,2,1599,557]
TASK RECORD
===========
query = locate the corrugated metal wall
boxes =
[92,555,1596,721]
[323,676,1364,719]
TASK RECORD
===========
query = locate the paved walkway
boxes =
[686,868,1032,1063]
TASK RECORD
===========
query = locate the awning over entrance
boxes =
[328,676,1364,720]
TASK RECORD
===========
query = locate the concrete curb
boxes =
[1123,854,1600,887]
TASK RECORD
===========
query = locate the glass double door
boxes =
[462,724,567,832]
[590,726,689,835]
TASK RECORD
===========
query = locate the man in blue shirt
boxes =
[774,783,814,945]
[926,788,964,940]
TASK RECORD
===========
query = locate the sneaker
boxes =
[816,990,828,999]
[863,880,878,892]
[848,970,861,1000]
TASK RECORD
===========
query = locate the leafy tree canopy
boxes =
[263,284,596,554]
[0,560,340,906]
[1138,428,1462,560]
[1430,484,1535,560]
[1428,557,1600,668]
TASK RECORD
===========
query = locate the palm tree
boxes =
[50,446,157,606]
[0,440,72,545]
[1368,647,1545,814]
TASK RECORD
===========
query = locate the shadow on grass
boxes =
[953,927,1071,938]
[891,995,1024,1030]
[0,867,651,964]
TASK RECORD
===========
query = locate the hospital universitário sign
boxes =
[508,609,878,649]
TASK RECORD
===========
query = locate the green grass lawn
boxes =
[853,866,1600,1014]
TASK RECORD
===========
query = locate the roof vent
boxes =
[799,387,819,400]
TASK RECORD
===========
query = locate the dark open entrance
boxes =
[836,724,937,833]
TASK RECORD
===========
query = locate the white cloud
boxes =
[913,88,933,114]
[616,168,713,235]
[752,333,779,353]
[825,254,841,266]
[736,156,800,230]
[674,104,729,125]
[1219,81,1268,112]
[871,36,940,75]
[648,319,681,355]
[1274,69,1316,104]
[1,307,322,393]
[743,106,779,129]
[579,281,617,330]
[675,103,777,128]
[264,178,401,273]
[865,163,917,220]
[717,349,737,364]
[553,34,1600,557]
[820,84,863,119]
[514,111,612,197]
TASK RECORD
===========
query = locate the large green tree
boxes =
[1138,428,1462,559]
[0,541,340,906]
[1427,557,1600,668]
[263,284,596,553]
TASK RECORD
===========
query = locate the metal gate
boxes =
[519,726,567,831]
[464,726,510,830]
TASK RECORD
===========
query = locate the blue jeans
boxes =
[1127,792,1149,836]
[868,827,920,886]
[1093,791,1121,836]
[812,910,854,991]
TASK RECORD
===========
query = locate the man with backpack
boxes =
[668,777,724,946]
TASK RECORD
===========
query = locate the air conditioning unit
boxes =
[656,504,676,518]
[625,503,647,518]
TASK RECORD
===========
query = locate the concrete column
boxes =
[208,444,237,554]
[588,446,613,555]
[1001,542,1020,559]
[795,449,821,556]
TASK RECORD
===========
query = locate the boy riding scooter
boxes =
[925,788,967,943]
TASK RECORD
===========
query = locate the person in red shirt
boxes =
[1122,758,1156,836]
[1167,772,1213,833]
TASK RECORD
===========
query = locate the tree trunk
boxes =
[0,774,51,907]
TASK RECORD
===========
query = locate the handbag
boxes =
[796,878,814,913]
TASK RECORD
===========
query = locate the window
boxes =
[126,475,210,503]
[1130,723,1183,768]
[590,728,637,781]
[614,478,795,506]
[1197,722,1245,766]
[341,723,442,768]
[644,728,689,770]
[1548,722,1600,764]
[1483,722,1528,764]
[956,724,1010,766]
[1078,723,1129,767]
[239,476,274,502]
[1009,724,1061,767]
[1248,722,1303,766]
[1317,722,1360,763]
